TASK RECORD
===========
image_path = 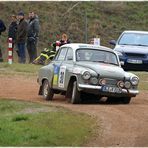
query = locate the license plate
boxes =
[102,86,121,93]
[127,59,142,64]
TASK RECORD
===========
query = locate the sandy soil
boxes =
[0,75,148,147]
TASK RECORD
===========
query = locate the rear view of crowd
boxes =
[0,11,40,64]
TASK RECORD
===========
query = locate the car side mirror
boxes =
[120,61,124,66]
[67,56,73,61]
[109,40,116,46]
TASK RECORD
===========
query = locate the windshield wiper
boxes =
[120,43,130,45]
[120,43,148,47]
[107,62,118,66]
[134,44,148,47]
[92,60,106,63]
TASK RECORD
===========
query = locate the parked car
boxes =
[37,43,139,104]
[110,30,148,71]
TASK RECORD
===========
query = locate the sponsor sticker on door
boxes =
[58,66,66,88]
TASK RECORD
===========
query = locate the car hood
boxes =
[76,61,125,79]
[114,45,148,54]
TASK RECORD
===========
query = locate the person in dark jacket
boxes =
[27,11,39,63]
[8,15,18,56]
[0,19,6,62]
[0,19,6,35]
[16,11,28,63]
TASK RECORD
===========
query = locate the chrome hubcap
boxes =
[43,83,48,97]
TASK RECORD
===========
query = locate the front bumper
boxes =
[122,63,148,71]
[120,57,148,71]
[78,84,139,97]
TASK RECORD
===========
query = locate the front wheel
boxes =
[120,97,131,104]
[106,97,117,104]
[71,81,81,104]
[42,80,54,100]
[107,97,131,104]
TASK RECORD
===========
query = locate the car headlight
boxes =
[99,79,106,85]
[90,77,98,85]
[82,71,91,80]
[124,81,131,89]
[117,81,124,88]
[130,77,139,86]
[116,51,123,56]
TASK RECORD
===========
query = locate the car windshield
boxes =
[76,48,119,66]
[118,33,148,46]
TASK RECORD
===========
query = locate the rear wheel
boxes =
[71,81,81,104]
[42,80,54,100]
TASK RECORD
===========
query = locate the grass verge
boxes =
[0,63,42,76]
[0,99,97,146]
[132,72,148,90]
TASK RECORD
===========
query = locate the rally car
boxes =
[37,43,139,104]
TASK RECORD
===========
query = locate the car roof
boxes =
[61,43,114,52]
[122,30,148,34]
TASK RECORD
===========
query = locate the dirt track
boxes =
[0,75,148,147]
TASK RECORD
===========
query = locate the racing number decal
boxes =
[59,72,64,84]
[58,66,66,88]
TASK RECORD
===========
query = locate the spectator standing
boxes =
[60,33,70,46]
[0,19,6,62]
[52,33,70,51]
[16,12,28,64]
[27,11,39,63]
[8,15,18,56]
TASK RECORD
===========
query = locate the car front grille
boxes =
[104,78,118,86]
[125,53,146,58]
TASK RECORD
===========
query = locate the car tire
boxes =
[120,97,131,104]
[71,81,81,104]
[106,97,117,104]
[107,97,131,104]
[42,80,54,101]
[81,93,100,104]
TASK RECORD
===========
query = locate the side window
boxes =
[54,49,61,61]
[65,48,73,61]
[57,48,68,61]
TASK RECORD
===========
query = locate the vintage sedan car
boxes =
[110,30,148,71]
[37,43,139,104]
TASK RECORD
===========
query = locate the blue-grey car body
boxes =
[111,31,148,70]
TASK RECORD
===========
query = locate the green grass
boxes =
[132,72,148,90]
[0,99,96,146]
[0,63,42,75]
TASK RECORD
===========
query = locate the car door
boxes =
[60,47,74,90]
[52,47,68,89]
